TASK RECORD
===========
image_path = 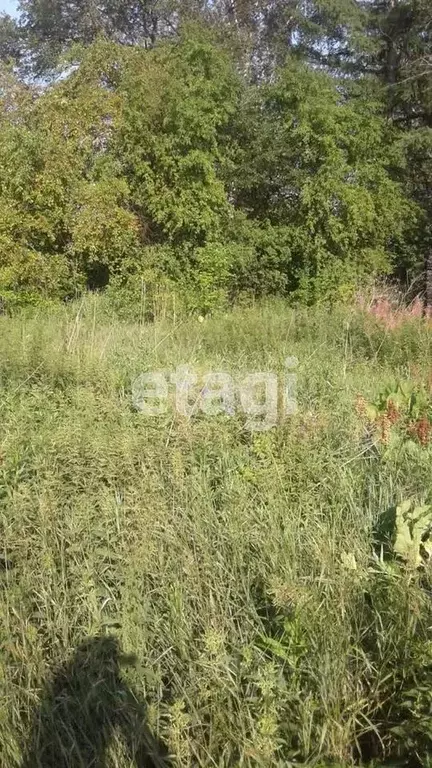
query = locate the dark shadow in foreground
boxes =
[21,635,170,768]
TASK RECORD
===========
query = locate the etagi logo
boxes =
[132,357,298,431]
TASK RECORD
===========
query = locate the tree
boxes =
[0,15,423,309]
[225,59,410,301]
[116,30,240,248]
[0,13,24,65]
[362,0,432,127]
[0,33,242,305]
[359,0,432,300]
[2,0,369,78]
[0,41,140,304]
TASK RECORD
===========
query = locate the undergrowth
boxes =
[1,296,432,766]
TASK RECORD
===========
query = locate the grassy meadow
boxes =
[1,297,432,767]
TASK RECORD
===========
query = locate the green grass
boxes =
[1,297,432,767]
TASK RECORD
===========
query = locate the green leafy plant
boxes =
[356,381,432,448]
[393,499,432,569]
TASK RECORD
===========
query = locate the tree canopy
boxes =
[0,0,430,310]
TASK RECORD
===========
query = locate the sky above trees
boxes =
[0,1,17,16]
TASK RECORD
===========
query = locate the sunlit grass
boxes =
[1,297,432,766]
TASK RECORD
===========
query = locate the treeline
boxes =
[0,0,430,310]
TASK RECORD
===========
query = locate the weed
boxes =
[0,298,432,765]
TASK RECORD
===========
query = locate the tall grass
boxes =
[1,296,432,766]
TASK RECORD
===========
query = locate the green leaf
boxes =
[394,500,432,568]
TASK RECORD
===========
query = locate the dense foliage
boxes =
[0,1,430,310]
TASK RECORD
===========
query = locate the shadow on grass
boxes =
[21,635,170,768]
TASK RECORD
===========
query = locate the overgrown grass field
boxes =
[1,298,432,767]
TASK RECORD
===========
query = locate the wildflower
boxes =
[416,416,431,447]
[407,417,431,447]
[355,394,368,419]
[386,400,400,425]
[377,414,391,445]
